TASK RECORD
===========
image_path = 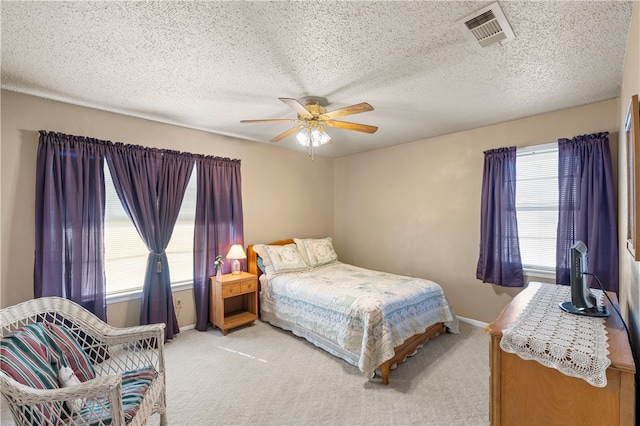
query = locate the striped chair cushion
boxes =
[75,366,158,425]
[121,367,158,420]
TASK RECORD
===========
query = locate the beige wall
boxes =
[0,93,623,327]
[618,1,640,376]
[334,100,619,323]
[0,90,334,327]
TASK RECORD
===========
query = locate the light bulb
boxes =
[296,128,310,146]
[319,129,331,145]
[310,127,323,147]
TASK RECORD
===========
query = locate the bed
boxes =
[247,238,458,385]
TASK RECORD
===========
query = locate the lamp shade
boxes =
[226,244,246,275]
[226,244,246,260]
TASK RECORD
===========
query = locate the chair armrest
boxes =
[2,374,126,426]
[0,373,122,405]
[89,323,166,377]
[98,322,166,345]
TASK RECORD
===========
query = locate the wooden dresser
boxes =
[485,282,635,425]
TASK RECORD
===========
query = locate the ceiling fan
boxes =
[240,98,378,146]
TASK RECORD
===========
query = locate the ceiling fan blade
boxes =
[325,120,378,134]
[279,98,312,118]
[270,124,305,142]
[240,119,297,123]
[321,102,374,120]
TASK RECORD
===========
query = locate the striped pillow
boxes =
[0,326,62,422]
[0,327,59,389]
[42,322,96,382]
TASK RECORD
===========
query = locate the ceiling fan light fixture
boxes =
[241,97,376,156]
[296,125,331,147]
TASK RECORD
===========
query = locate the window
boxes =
[515,143,558,271]
[104,165,196,295]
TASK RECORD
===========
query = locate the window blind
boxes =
[104,165,196,294]
[516,143,558,270]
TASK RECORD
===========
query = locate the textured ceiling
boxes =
[1,1,635,158]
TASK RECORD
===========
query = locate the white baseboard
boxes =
[457,316,488,329]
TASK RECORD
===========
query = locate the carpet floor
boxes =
[151,319,489,425]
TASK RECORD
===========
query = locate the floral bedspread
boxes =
[260,262,459,378]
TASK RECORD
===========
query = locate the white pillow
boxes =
[252,243,309,277]
[58,366,83,412]
[294,237,338,268]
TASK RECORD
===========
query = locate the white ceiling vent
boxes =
[457,2,515,48]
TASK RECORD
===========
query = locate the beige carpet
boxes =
[152,320,489,425]
[1,320,489,425]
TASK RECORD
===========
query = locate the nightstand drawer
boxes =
[241,280,257,293]
[221,282,242,298]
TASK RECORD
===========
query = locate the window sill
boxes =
[106,281,193,304]
[523,268,556,281]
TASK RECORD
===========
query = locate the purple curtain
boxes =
[556,132,618,292]
[193,156,244,331]
[106,144,194,340]
[476,147,524,287]
[34,131,108,321]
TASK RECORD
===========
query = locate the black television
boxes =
[559,241,608,317]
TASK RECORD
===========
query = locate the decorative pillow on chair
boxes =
[42,322,96,382]
[0,328,59,389]
[294,237,338,268]
[252,244,309,277]
[0,325,63,422]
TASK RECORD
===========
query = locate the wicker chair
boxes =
[0,297,167,426]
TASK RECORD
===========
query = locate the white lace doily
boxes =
[499,283,610,387]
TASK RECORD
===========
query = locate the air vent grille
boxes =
[465,10,496,30]
[457,2,515,48]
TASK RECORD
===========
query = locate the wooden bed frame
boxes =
[247,239,447,385]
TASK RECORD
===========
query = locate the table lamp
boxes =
[226,244,246,275]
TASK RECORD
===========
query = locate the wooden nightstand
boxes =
[210,272,258,335]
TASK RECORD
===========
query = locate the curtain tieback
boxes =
[153,252,165,273]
